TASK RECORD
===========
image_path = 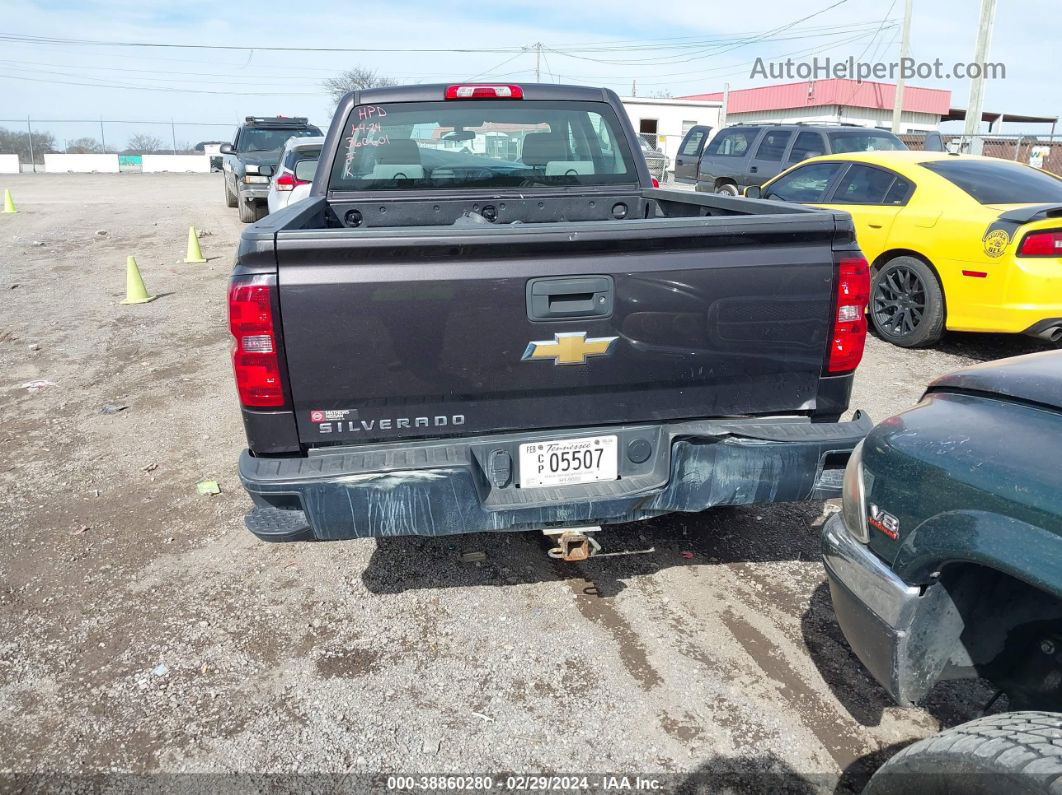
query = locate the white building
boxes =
[619,97,723,163]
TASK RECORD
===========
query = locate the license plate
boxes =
[519,435,618,489]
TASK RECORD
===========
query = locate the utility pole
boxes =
[720,82,730,128]
[890,0,913,133]
[963,0,997,154]
[533,43,542,82]
[632,79,636,97]
[171,118,177,155]
[26,116,35,174]
[99,117,106,152]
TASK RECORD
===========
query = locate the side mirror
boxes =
[219,143,233,154]
[259,164,275,177]
[293,159,318,183]
[744,185,763,199]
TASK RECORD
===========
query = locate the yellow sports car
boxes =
[752,151,1062,348]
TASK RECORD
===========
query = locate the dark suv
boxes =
[221,116,322,223]
[677,123,907,195]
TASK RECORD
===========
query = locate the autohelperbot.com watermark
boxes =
[750,56,1006,82]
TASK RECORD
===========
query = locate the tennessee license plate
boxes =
[519,435,618,489]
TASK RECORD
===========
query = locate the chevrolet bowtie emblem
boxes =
[522,331,619,365]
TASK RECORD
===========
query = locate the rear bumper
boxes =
[822,513,923,705]
[1024,317,1062,343]
[945,256,1062,335]
[239,412,872,542]
[239,184,269,202]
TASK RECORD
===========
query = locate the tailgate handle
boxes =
[526,276,614,320]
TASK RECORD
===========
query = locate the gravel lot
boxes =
[0,173,1055,792]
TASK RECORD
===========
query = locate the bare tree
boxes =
[126,133,163,153]
[66,137,104,154]
[648,90,673,99]
[0,127,57,164]
[322,67,398,107]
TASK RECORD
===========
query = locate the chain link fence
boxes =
[899,132,1062,175]
[636,132,670,182]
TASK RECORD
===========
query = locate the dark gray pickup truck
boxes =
[228,83,873,546]
[221,116,322,223]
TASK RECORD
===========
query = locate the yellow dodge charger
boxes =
[751,151,1062,348]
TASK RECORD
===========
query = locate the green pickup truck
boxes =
[823,350,1062,793]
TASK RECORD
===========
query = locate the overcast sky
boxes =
[1,0,1058,148]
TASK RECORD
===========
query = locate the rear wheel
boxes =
[238,198,265,224]
[224,177,237,208]
[715,181,739,196]
[864,711,1062,795]
[870,256,945,348]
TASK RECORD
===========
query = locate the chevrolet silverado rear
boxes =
[230,83,872,542]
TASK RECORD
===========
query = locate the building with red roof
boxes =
[678,78,950,132]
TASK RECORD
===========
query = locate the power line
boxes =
[0,32,526,54]
[0,11,871,62]
[0,72,321,95]
[1,24,885,97]
[543,19,897,50]
[841,0,897,105]
[544,0,854,65]
[0,118,239,126]
[464,52,525,82]
[544,27,884,86]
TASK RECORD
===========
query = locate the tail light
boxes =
[651,177,660,188]
[826,255,870,374]
[1017,229,1062,257]
[444,84,523,100]
[274,173,306,192]
[229,281,286,407]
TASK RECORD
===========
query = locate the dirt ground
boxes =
[0,173,1055,792]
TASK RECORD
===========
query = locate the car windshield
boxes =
[920,158,1062,204]
[239,127,321,153]
[328,100,638,191]
[284,146,322,169]
[827,131,906,153]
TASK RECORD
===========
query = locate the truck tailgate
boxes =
[276,214,840,447]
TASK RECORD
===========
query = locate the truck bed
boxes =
[237,189,855,453]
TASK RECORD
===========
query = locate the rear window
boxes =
[284,146,322,170]
[703,128,760,158]
[328,100,638,191]
[920,158,1062,204]
[680,129,706,156]
[827,131,906,153]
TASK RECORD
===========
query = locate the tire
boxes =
[870,255,945,348]
[715,182,740,196]
[864,711,1062,795]
[224,177,237,208]
[238,197,263,224]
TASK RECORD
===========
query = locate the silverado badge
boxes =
[522,331,619,366]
